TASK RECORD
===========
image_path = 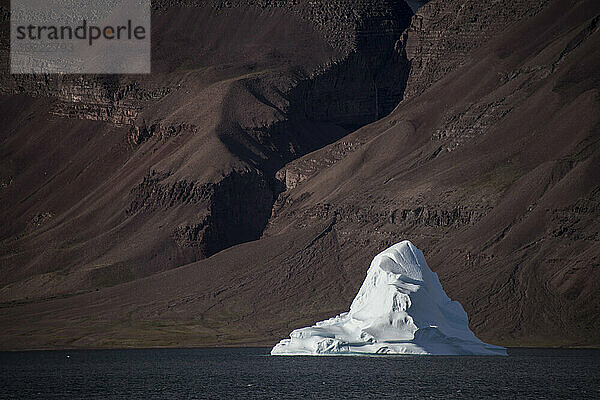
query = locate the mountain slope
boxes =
[0,0,413,303]
[1,0,599,349]
[269,0,600,346]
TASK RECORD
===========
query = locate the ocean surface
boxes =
[1,348,598,399]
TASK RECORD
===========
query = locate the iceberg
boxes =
[271,241,507,355]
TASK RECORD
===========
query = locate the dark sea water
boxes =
[1,348,598,399]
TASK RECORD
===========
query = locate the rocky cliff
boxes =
[397,0,551,101]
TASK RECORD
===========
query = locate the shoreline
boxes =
[2,345,599,353]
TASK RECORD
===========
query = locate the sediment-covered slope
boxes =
[0,0,598,350]
[272,241,506,355]
[268,0,600,346]
[0,0,413,302]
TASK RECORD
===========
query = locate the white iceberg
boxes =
[271,241,507,356]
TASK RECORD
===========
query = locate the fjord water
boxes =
[1,348,598,399]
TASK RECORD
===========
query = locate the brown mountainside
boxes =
[0,0,599,349]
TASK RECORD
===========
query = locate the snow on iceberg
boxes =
[271,241,507,356]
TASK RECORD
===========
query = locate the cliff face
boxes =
[0,0,415,302]
[398,0,551,101]
[1,0,599,349]
[288,0,413,129]
[1,0,414,128]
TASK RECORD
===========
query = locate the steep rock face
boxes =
[287,0,413,129]
[126,169,273,257]
[397,0,551,101]
[1,0,414,129]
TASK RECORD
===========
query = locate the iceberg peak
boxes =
[271,240,507,355]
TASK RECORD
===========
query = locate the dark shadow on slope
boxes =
[210,3,415,257]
